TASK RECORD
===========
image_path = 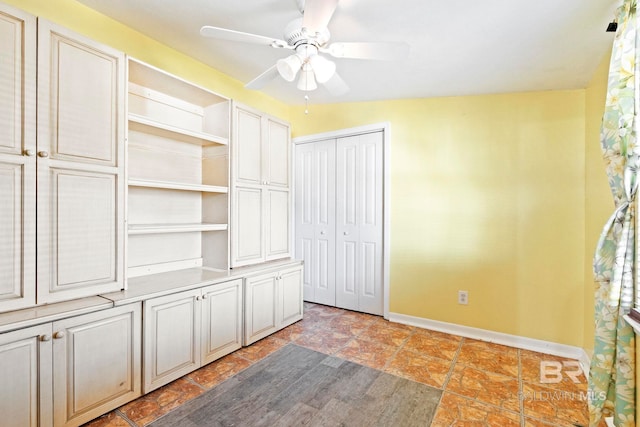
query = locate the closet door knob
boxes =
[24,149,35,157]
[53,331,65,339]
[38,151,49,158]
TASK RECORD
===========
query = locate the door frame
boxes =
[292,122,391,319]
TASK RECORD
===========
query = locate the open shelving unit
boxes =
[127,58,231,278]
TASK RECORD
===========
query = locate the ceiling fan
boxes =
[199,0,409,95]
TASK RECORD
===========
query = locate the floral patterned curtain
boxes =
[589,0,638,425]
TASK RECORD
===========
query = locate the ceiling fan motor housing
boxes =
[284,17,330,48]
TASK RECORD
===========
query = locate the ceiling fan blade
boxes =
[245,65,280,90]
[302,0,339,33]
[200,25,288,48]
[322,71,349,96]
[325,42,410,60]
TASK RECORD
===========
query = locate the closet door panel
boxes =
[335,137,360,311]
[0,3,36,312]
[335,133,383,315]
[294,140,335,305]
[355,133,384,315]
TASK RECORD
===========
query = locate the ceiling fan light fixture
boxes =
[277,54,302,82]
[309,54,336,83]
[297,64,318,91]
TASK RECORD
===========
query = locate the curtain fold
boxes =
[589,1,638,425]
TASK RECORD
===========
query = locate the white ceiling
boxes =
[76,0,619,105]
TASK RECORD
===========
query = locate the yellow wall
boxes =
[11,0,612,349]
[7,0,290,120]
[290,92,587,346]
[584,53,613,355]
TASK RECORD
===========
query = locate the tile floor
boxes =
[85,302,599,427]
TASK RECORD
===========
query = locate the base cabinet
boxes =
[143,279,243,393]
[0,324,52,427]
[244,264,303,345]
[0,303,141,427]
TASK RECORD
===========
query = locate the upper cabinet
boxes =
[126,59,231,278]
[231,104,291,268]
[0,3,36,312]
[36,20,126,304]
[0,9,126,311]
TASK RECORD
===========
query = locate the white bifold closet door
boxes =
[295,131,383,315]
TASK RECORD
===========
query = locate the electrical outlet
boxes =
[458,290,468,305]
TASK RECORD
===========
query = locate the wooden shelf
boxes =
[128,179,228,193]
[128,223,228,235]
[129,113,229,146]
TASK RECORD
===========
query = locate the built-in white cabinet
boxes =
[231,104,291,267]
[244,264,303,345]
[0,2,37,312]
[37,20,126,304]
[143,279,243,393]
[0,303,141,427]
[127,59,231,278]
[0,6,126,311]
[0,323,52,427]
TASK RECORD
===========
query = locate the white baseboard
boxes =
[388,312,591,375]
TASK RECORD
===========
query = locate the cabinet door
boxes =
[233,186,264,266]
[234,105,262,185]
[264,117,290,188]
[36,19,125,304]
[279,266,303,328]
[0,4,36,312]
[0,324,52,427]
[201,279,243,365]
[265,188,290,260]
[244,272,278,345]
[52,304,141,427]
[144,289,201,393]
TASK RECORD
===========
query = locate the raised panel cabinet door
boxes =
[52,304,141,427]
[279,266,303,328]
[0,323,53,427]
[265,117,290,188]
[265,188,290,261]
[232,186,264,266]
[144,290,201,393]
[0,3,36,312]
[244,272,278,345]
[234,105,262,185]
[37,19,125,304]
[201,279,243,365]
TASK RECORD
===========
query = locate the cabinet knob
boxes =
[37,151,49,158]
[53,331,65,339]
[202,294,208,299]
[40,334,51,342]
[320,231,325,235]
[343,231,349,236]
[196,296,201,301]
[24,149,35,157]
